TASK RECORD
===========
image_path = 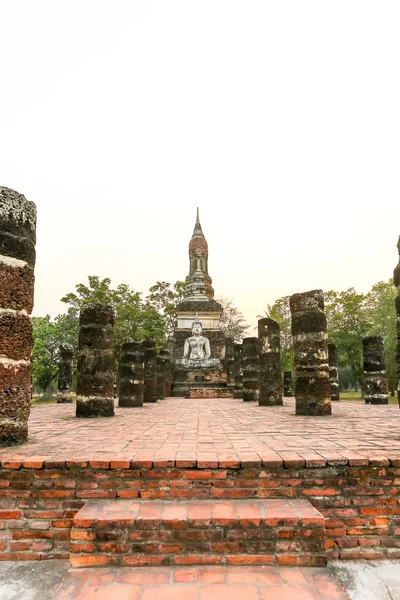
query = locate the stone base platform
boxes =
[187,388,234,399]
[0,398,399,563]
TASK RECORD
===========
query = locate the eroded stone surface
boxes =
[290,290,331,416]
[258,318,282,406]
[233,343,243,399]
[76,303,115,418]
[119,342,144,408]
[362,336,388,405]
[143,340,158,403]
[0,187,36,445]
[328,343,340,402]
[57,345,73,404]
[242,337,259,402]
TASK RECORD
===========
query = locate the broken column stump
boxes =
[157,351,168,401]
[362,336,388,405]
[242,337,259,402]
[258,318,283,406]
[225,338,235,391]
[160,349,172,398]
[393,237,400,407]
[283,372,293,397]
[328,343,340,402]
[143,340,158,403]
[0,187,36,444]
[290,289,331,416]
[119,342,144,408]
[233,343,243,399]
[57,345,74,404]
[76,303,115,418]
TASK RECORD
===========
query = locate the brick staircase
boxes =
[70,499,327,568]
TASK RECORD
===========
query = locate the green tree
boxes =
[364,279,397,395]
[61,276,166,351]
[216,296,249,341]
[32,311,79,396]
[325,288,371,386]
[268,296,293,372]
[147,281,185,337]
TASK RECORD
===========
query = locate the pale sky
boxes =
[1,1,399,329]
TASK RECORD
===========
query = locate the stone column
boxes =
[160,349,172,397]
[242,337,259,402]
[157,352,167,401]
[143,340,158,403]
[258,318,283,406]
[290,290,331,416]
[233,343,243,399]
[57,345,74,403]
[328,344,340,402]
[119,342,144,407]
[0,187,36,444]
[362,336,388,405]
[393,237,400,407]
[283,372,293,397]
[76,303,115,418]
[225,338,235,390]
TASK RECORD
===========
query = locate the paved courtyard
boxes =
[0,398,399,465]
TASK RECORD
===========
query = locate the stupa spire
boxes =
[192,207,204,239]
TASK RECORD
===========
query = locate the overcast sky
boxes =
[1,1,399,329]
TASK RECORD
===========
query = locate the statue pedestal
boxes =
[172,365,234,399]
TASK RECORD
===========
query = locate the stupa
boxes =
[172,209,233,398]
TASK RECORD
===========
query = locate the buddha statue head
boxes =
[191,315,203,337]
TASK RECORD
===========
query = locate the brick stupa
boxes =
[172,209,232,398]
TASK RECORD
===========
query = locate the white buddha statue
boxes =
[176,316,220,368]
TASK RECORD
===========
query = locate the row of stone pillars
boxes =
[72,304,172,416]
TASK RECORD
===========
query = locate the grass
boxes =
[340,391,398,405]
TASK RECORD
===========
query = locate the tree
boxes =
[325,288,371,386]
[268,296,293,371]
[364,280,397,395]
[61,276,167,351]
[146,281,185,337]
[32,311,79,396]
[216,296,249,341]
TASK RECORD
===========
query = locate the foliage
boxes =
[364,280,397,394]
[32,311,78,395]
[146,281,185,337]
[61,276,166,351]
[268,296,293,372]
[216,296,249,341]
[324,288,371,386]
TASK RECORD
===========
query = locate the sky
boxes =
[1,1,399,330]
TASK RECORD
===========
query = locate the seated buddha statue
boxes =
[176,317,220,368]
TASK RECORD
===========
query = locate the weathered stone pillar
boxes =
[233,343,243,399]
[157,352,167,400]
[57,345,74,403]
[160,349,172,397]
[328,344,340,402]
[362,336,388,405]
[118,342,144,407]
[258,318,283,406]
[393,237,400,407]
[242,337,259,402]
[225,338,235,390]
[290,290,331,416]
[76,303,115,418]
[283,372,293,397]
[143,340,158,403]
[0,187,36,444]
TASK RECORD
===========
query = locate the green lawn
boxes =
[340,391,398,405]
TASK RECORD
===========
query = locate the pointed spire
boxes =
[192,207,204,239]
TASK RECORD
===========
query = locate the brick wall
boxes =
[0,458,399,561]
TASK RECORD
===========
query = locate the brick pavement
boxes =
[0,398,399,466]
[51,565,350,599]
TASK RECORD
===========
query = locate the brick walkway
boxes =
[0,398,399,466]
[52,565,349,599]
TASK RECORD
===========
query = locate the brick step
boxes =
[70,498,326,568]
